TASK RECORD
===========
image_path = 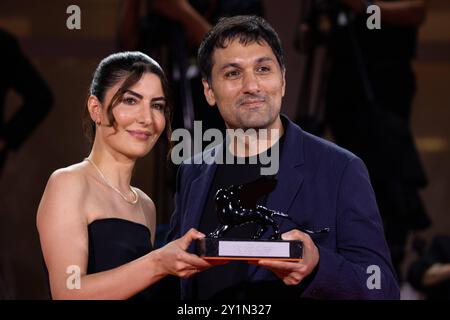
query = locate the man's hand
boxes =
[255,229,320,285]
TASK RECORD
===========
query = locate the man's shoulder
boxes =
[284,123,366,180]
[298,130,372,187]
[301,129,357,164]
[283,117,357,167]
[282,115,357,165]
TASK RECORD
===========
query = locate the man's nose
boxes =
[242,71,260,94]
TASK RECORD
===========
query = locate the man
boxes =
[167,15,399,299]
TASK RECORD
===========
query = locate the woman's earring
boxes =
[96,119,101,126]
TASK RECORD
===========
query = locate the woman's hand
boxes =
[153,228,213,278]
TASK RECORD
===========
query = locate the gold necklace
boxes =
[84,158,139,205]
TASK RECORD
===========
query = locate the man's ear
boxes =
[87,95,102,124]
[281,68,286,97]
[202,78,216,107]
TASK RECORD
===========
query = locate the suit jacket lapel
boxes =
[248,116,305,278]
[181,146,220,235]
[266,166,304,228]
[266,115,305,233]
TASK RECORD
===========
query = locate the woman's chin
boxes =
[119,147,152,160]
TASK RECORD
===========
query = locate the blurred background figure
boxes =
[117,0,264,134]
[408,235,450,299]
[294,0,432,281]
[0,28,53,177]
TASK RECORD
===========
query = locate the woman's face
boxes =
[96,72,167,159]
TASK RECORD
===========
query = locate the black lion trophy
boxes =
[196,176,304,261]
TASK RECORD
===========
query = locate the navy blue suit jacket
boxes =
[167,116,400,299]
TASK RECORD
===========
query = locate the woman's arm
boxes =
[117,0,141,50]
[37,169,210,299]
[151,0,211,46]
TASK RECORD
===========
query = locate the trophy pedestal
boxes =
[196,238,303,261]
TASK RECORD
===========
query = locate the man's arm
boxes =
[304,157,399,299]
[259,157,399,299]
[340,0,428,26]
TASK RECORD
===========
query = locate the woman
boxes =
[37,51,211,299]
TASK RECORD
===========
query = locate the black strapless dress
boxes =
[87,218,155,300]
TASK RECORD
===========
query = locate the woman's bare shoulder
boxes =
[45,163,88,196]
[133,188,156,242]
[37,161,91,226]
[51,161,89,177]
[134,187,154,207]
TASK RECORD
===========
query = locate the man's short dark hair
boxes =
[197,15,285,82]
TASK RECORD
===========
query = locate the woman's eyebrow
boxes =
[124,89,143,99]
[151,97,167,103]
[150,97,167,104]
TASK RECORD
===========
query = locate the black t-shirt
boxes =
[194,134,285,300]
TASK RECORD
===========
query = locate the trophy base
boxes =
[196,238,303,262]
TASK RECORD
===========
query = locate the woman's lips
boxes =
[127,130,151,141]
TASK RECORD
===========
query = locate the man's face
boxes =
[202,39,285,131]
